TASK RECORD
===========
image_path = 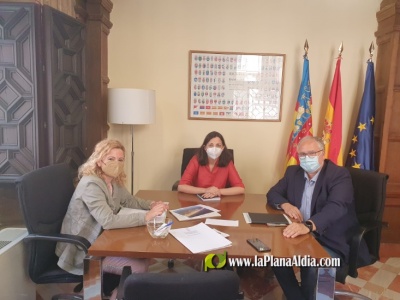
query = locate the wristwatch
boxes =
[304,220,313,233]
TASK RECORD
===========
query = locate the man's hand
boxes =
[282,222,310,238]
[281,203,303,222]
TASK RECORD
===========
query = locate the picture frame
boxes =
[188,50,285,121]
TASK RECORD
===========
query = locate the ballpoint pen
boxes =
[266,223,287,227]
[154,220,173,235]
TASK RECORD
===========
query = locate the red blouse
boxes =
[179,156,245,189]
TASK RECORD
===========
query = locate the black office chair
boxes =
[116,266,243,300]
[172,147,234,190]
[334,167,389,299]
[15,164,91,300]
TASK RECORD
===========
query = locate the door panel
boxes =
[0,3,88,181]
[0,4,42,181]
[43,5,86,169]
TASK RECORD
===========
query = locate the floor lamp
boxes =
[107,88,156,193]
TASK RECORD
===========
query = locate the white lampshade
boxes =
[108,88,156,124]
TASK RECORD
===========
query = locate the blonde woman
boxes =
[55,139,167,290]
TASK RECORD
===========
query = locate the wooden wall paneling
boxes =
[80,0,112,156]
[41,0,76,17]
[0,0,111,180]
[0,3,44,180]
[375,0,400,242]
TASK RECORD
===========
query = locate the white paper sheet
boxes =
[169,222,232,253]
[205,218,239,227]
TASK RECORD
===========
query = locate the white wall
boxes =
[108,0,381,194]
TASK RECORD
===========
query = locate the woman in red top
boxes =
[178,131,245,199]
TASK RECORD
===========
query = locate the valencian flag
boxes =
[322,58,343,166]
[285,57,313,166]
[346,61,375,170]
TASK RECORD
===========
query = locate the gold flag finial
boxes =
[368,42,375,62]
[304,39,309,58]
[338,42,343,58]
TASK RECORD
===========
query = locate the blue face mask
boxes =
[299,156,321,173]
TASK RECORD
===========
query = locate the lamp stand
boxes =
[107,89,156,195]
[130,124,134,194]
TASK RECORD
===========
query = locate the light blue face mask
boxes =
[299,156,321,173]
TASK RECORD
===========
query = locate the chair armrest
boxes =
[347,220,382,277]
[172,180,179,191]
[116,266,132,300]
[24,233,91,254]
[361,220,382,233]
[347,226,366,277]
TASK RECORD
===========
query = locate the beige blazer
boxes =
[55,175,152,275]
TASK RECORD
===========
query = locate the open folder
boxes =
[243,212,291,226]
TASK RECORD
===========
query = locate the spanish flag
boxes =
[322,58,343,166]
[286,57,313,166]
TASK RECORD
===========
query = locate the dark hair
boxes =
[197,131,233,167]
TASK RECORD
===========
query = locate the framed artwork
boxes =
[188,50,285,121]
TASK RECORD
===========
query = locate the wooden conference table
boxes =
[83,190,330,299]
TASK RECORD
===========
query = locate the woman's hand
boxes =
[145,203,167,222]
[202,186,220,198]
[150,201,168,210]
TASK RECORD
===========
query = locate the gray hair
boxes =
[297,136,325,151]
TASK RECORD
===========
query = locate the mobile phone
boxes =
[246,238,271,252]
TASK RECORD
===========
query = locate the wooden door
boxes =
[0,3,87,181]
[43,5,87,169]
[0,3,43,180]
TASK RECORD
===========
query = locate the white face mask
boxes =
[206,147,223,160]
[299,156,321,173]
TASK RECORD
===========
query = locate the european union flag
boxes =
[346,61,375,170]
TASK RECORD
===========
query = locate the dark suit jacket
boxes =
[267,159,369,264]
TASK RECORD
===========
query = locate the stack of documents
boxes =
[169,204,221,221]
[169,222,232,253]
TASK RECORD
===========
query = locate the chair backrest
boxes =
[347,167,389,261]
[180,148,234,175]
[123,270,241,300]
[15,163,75,282]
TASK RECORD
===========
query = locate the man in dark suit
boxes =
[267,136,369,300]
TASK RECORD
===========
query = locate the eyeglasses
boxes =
[298,150,323,158]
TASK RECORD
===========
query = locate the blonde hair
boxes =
[78,139,127,185]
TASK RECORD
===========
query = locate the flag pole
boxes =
[304,39,309,58]
[323,42,344,165]
[345,42,376,170]
[368,42,374,62]
[338,42,343,58]
[285,39,313,167]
